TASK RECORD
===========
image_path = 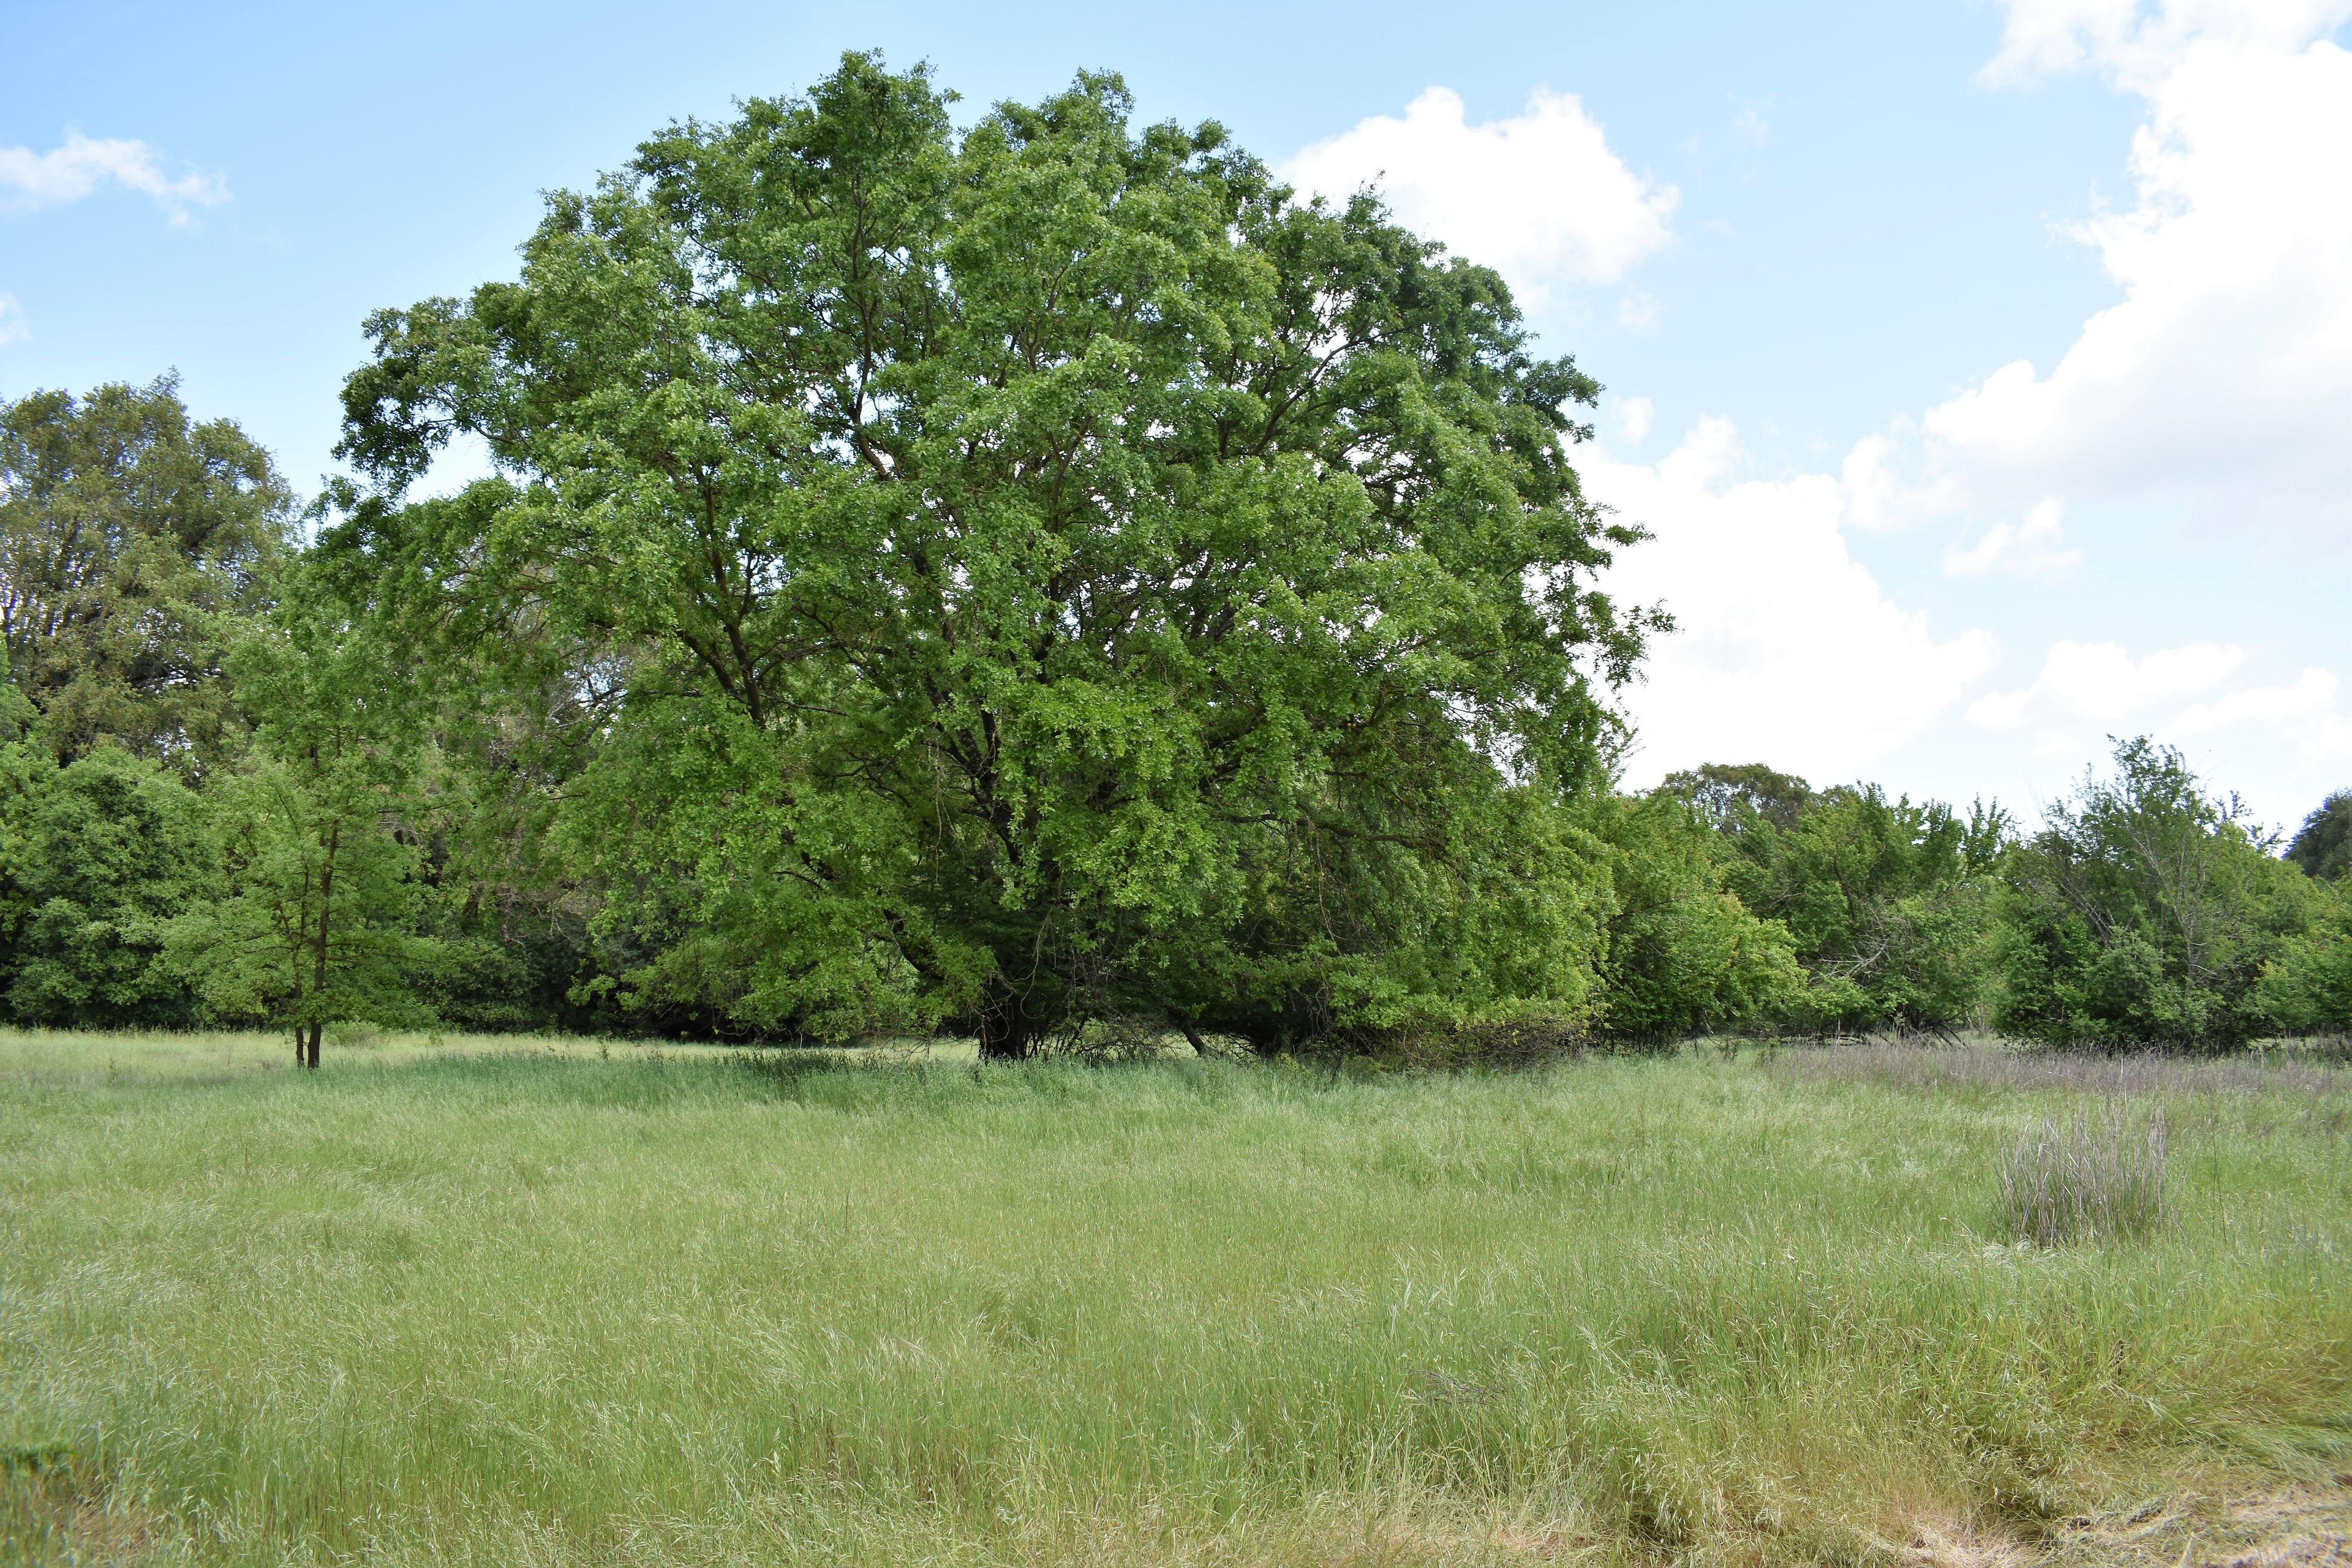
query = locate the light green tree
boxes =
[2255,877,2352,1035]
[1714,783,2008,1034]
[166,576,443,1068]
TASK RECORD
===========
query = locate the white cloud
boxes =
[1981,0,2352,86]
[0,294,24,347]
[0,132,227,224]
[1942,498,2085,578]
[2305,713,2352,758]
[1589,418,1997,786]
[1981,0,2155,84]
[1282,86,1677,304]
[1272,21,2352,816]
[1967,639,2244,733]
[1613,395,1654,444]
[1836,431,1940,532]
[2168,666,2337,734]
[1963,642,2352,803]
[1926,2,2352,544]
[1733,107,1771,145]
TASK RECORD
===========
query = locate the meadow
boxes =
[2,1029,2348,1567]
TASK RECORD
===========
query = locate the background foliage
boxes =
[0,57,2344,1058]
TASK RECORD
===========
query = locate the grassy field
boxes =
[2,1029,2348,1567]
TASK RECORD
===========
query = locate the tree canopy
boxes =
[330,54,1660,1055]
[1657,762,1812,837]
[0,376,294,771]
[2287,791,2352,883]
[2,58,2344,1062]
[1996,739,2316,1050]
[1716,783,2005,1033]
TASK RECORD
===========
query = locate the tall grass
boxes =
[1998,1109,2169,1246]
[1,1030,2347,1566]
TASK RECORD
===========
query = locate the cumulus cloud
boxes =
[1966,639,2352,796]
[1281,86,1677,304]
[1587,418,1997,786]
[1276,26,2350,813]
[2169,666,2339,735]
[1942,498,2085,578]
[1969,639,2244,736]
[1925,1,2352,544]
[1613,395,1655,444]
[0,132,228,224]
[1981,0,2352,86]
[0,294,25,347]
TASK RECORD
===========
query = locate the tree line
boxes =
[3,57,2347,1063]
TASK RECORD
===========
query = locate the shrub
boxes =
[1584,792,1806,1042]
[1714,780,2006,1034]
[2255,878,2352,1036]
[1997,1108,2168,1246]
[1338,1011,1589,1069]
[1996,738,2320,1050]
[0,745,215,1027]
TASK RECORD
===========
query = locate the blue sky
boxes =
[5,0,2348,829]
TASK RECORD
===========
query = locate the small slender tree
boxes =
[168,758,439,1065]
[167,570,440,1067]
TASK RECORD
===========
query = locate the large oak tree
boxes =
[333,55,1658,1056]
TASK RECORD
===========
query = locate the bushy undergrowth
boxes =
[2,1031,2348,1566]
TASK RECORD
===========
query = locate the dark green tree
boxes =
[0,377,294,771]
[1656,762,1812,836]
[1584,792,1804,1042]
[331,55,1657,1057]
[0,739,213,1028]
[2286,791,2352,882]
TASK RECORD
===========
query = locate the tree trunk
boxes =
[304,820,339,1074]
[1171,1013,1211,1057]
[976,987,1035,1061]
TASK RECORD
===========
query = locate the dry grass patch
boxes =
[1765,1042,2350,1099]
[1998,1108,2169,1246]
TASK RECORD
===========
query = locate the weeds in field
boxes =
[1999,1107,2169,1246]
